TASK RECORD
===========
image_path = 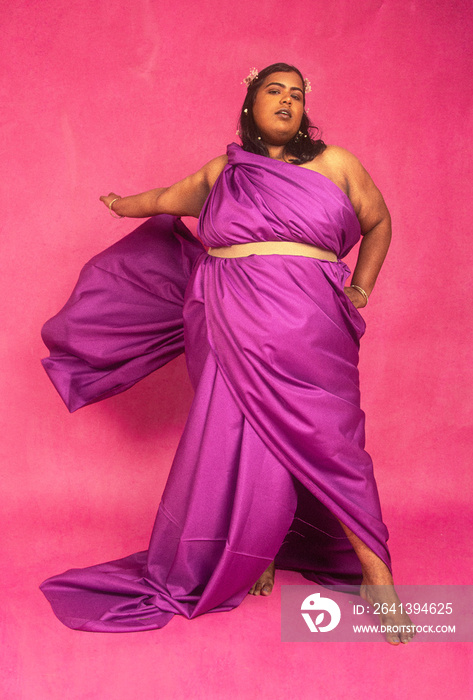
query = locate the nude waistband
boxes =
[207,241,338,262]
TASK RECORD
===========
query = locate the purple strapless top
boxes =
[197,143,361,258]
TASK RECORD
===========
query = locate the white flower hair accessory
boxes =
[242,67,259,87]
[242,67,312,94]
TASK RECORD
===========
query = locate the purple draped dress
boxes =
[40,143,390,632]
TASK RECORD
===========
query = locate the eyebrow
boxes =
[265,81,303,93]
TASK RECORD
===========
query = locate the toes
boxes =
[249,583,262,596]
[400,632,415,644]
[386,630,415,645]
[249,562,276,597]
[249,579,273,596]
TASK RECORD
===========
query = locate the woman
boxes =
[40,63,414,644]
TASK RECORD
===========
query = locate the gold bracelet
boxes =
[350,284,369,306]
[109,197,125,219]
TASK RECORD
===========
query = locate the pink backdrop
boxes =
[2,1,472,698]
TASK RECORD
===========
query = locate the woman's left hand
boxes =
[344,286,367,308]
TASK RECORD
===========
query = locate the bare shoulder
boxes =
[325,144,383,199]
[324,146,390,230]
[317,145,366,175]
[301,145,389,233]
[300,145,364,196]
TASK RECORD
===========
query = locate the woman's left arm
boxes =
[333,148,392,308]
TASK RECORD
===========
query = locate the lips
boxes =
[275,109,292,118]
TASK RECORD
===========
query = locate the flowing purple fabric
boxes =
[41,215,204,412]
[40,144,391,632]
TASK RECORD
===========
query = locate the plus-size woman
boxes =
[40,63,414,644]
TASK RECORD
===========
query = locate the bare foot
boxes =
[249,561,275,596]
[337,520,415,645]
[360,581,416,645]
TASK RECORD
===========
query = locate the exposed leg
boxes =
[339,521,415,645]
[249,560,275,596]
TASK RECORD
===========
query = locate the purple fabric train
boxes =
[40,143,390,632]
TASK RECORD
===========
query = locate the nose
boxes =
[281,92,291,104]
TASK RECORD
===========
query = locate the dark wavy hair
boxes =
[238,63,326,165]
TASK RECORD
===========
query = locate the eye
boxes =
[268,89,280,95]
[292,93,302,101]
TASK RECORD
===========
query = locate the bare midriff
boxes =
[207,241,338,261]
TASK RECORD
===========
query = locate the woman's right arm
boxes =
[100,155,227,219]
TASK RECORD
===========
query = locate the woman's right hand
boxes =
[99,193,121,210]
